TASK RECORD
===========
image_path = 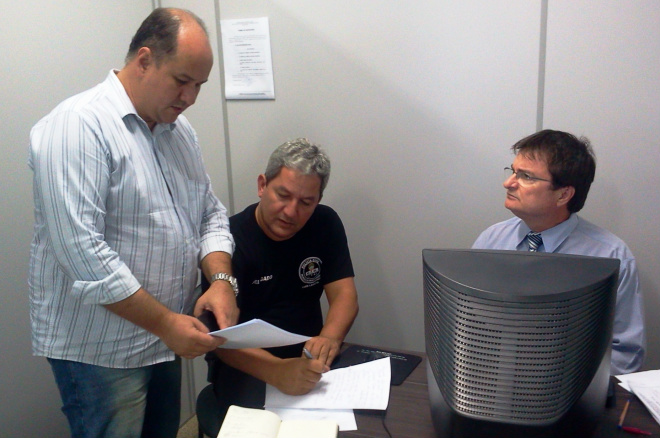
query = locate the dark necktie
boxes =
[527,232,542,252]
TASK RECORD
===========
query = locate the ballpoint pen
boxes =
[621,426,652,436]
[303,347,314,359]
[618,399,631,428]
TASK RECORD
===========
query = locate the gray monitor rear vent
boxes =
[423,249,618,426]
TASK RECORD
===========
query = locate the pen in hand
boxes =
[303,347,314,359]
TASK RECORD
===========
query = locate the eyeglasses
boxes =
[504,166,552,186]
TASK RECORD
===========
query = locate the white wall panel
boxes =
[544,1,660,369]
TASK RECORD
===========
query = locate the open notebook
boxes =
[217,405,338,438]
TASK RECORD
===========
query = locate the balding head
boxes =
[125,8,208,66]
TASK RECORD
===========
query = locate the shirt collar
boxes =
[107,70,176,133]
[517,214,579,252]
[541,213,578,252]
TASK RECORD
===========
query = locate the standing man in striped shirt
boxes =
[28,8,237,438]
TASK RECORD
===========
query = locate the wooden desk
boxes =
[341,351,660,438]
[595,383,660,437]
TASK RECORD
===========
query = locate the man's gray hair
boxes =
[264,138,331,197]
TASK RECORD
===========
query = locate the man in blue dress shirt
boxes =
[473,129,645,375]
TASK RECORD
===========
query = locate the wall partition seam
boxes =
[537,0,549,131]
[214,0,235,215]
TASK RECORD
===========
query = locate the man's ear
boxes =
[136,47,153,73]
[556,186,575,207]
[257,174,267,197]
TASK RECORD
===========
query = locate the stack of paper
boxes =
[265,357,392,431]
[617,370,660,425]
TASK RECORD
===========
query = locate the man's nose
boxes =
[282,199,299,218]
[503,173,517,189]
[181,85,199,106]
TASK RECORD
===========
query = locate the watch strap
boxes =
[210,272,239,296]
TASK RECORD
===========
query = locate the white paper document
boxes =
[617,370,660,426]
[209,319,310,349]
[617,369,660,392]
[265,357,391,410]
[220,17,275,100]
[628,381,660,426]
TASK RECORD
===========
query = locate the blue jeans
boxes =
[48,357,181,438]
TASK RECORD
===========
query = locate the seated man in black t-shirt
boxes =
[203,138,359,419]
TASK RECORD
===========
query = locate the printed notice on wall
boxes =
[220,17,275,100]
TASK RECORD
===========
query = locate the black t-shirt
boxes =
[205,203,354,412]
[231,203,354,347]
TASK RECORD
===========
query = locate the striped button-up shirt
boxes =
[28,71,233,368]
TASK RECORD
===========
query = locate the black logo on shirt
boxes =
[299,257,321,286]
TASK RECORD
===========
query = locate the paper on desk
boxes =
[628,381,660,426]
[269,408,357,431]
[265,357,391,410]
[616,370,660,426]
[209,319,310,349]
[617,369,660,392]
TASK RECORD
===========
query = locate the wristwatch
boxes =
[210,272,239,296]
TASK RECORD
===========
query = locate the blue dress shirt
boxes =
[473,214,645,374]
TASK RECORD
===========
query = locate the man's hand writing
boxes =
[270,357,329,395]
